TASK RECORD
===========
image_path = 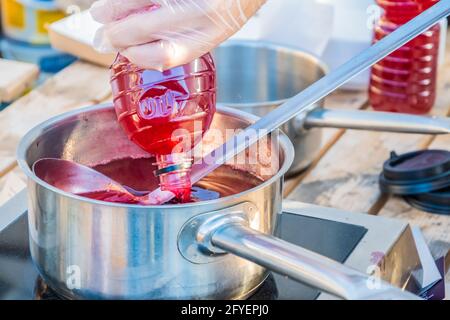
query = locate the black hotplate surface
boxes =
[0,212,367,300]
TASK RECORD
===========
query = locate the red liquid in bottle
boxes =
[110,54,216,202]
[369,0,440,114]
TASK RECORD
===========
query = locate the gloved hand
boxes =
[90,0,266,70]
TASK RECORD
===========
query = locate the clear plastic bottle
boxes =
[110,53,216,202]
[369,0,440,114]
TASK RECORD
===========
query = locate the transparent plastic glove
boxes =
[90,0,266,70]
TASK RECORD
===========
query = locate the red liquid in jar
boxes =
[369,0,440,114]
[110,54,216,202]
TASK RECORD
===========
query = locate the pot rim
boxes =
[215,39,329,109]
[17,103,295,209]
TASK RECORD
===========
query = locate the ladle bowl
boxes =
[33,158,175,205]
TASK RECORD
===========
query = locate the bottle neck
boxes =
[155,153,192,203]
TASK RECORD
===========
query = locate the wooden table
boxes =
[1,41,449,293]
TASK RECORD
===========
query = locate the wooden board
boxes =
[0,59,39,102]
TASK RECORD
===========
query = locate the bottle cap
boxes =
[379,150,450,195]
[405,187,450,215]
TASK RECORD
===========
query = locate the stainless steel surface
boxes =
[17,104,292,300]
[0,205,364,300]
[305,109,450,134]
[179,205,420,300]
[213,40,328,114]
[210,2,450,177]
[282,201,424,300]
[19,4,450,296]
[178,202,256,263]
[17,104,419,300]
[213,226,419,300]
[213,40,325,176]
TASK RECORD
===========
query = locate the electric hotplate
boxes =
[0,210,366,300]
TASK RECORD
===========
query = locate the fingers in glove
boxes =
[90,0,154,23]
[97,5,212,50]
[94,0,250,50]
[120,32,215,71]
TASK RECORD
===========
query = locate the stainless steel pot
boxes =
[17,104,418,300]
[213,40,450,176]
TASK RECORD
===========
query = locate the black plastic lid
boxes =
[379,150,450,195]
[405,187,450,215]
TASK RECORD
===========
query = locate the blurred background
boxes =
[0,0,447,109]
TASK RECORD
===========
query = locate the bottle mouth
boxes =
[154,162,192,177]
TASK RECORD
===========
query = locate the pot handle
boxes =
[303,108,450,135]
[211,223,420,300]
[179,204,421,300]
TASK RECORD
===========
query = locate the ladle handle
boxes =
[191,1,450,183]
[211,223,421,300]
[304,109,450,134]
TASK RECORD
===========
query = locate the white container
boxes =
[231,0,334,57]
[320,0,376,90]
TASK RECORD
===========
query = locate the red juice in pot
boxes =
[110,54,216,202]
[75,158,263,205]
[369,0,440,114]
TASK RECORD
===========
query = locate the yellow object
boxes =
[2,0,25,29]
[36,9,65,34]
[0,0,66,45]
